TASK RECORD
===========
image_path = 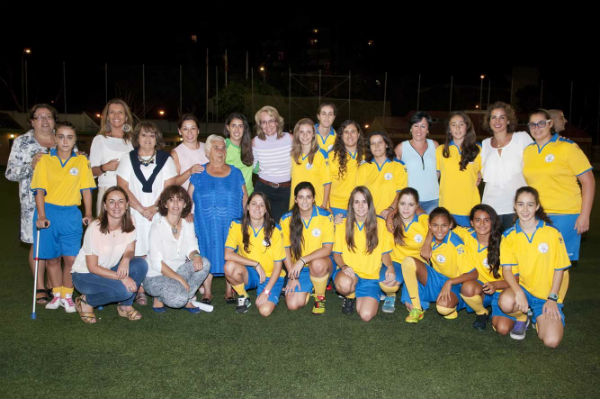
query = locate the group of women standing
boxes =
[7,99,593,349]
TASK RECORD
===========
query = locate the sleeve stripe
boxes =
[556,265,571,271]
[576,167,593,176]
[501,263,518,266]
[332,251,342,254]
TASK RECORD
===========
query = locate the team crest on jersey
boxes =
[328,144,334,151]
[436,254,446,263]
[457,247,464,255]
[545,154,555,163]
[384,173,393,180]
[312,228,321,237]
[262,239,270,247]
[69,167,79,176]
[538,242,549,253]
[306,163,313,170]
[414,234,423,243]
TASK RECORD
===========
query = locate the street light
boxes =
[22,48,32,110]
[479,74,485,111]
[158,109,166,117]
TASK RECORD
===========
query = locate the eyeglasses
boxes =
[527,119,551,129]
[33,115,54,121]
[260,120,277,126]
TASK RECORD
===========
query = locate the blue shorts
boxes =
[354,276,381,300]
[523,286,565,326]
[245,266,285,305]
[549,214,580,261]
[452,214,471,228]
[33,203,83,259]
[378,262,404,286]
[420,199,439,214]
[292,267,313,293]
[407,265,466,310]
[330,207,347,218]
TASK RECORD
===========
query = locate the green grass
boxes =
[1,177,599,399]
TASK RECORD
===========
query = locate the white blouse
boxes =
[146,216,200,278]
[89,135,134,187]
[481,131,534,215]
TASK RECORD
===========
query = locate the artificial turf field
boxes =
[0,176,599,399]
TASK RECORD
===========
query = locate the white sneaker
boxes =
[190,299,214,313]
[61,297,76,313]
[45,295,61,310]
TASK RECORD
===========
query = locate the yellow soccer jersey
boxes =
[290,150,331,208]
[436,143,481,216]
[357,159,408,215]
[315,125,336,154]
[329,151,362,210]
[333,217,393,279]
[523,134,592,214]
[500,220,570,302]
[225,220,286,278]
[390,213,429,264]
[430,229,473,279]
[31,149,96,206]
[280,206,334,261]
[455,227,504,285]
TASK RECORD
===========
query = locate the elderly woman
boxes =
[5,103,58,304]
[89,98,135,215]
[252,105,292,221]
[189,134,247,303]
[144,185,211,313]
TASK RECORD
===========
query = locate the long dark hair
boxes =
[469,204,502,279]
[99,186,135,234]
[346,186,378,254]
[390,187,420,245]
[242,192,275,252]
[289,182,315,261]
[365,131,395,162]
[429,207,456,240]
[514,186,553,226]
[443,111,479,171]
[332,120,365,180]
[224,112,254,166]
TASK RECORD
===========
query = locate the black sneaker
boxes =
[341,297,356,315]
[473,313,488,331]
[236,296,251,314]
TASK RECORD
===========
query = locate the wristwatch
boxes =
[547,293,559,302]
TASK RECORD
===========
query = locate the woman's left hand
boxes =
[82,215,93,226]
[290,260,304,279]
[482,282,496,295]
[192,255,204,271]
[142,206,157,221]
[437,281,453,304]
[256,264,266,284]
[116,261,130,279]
[384,267,396,284]
[574,214,590,234]
[285,279,300,296]
[543,300,561,321]
[256,291,269,307]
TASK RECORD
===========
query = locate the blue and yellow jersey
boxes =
[430,229,473,279]
[280,206,334,262]
[522,133,592,214]
[225,220,286,278]
[436,142,481,216]
[357,158,408,215]
[454,226,504,285]
[30,149,96,206]
[290,150,331,208]
[390,213,429,264]
[329,151,363,210]
[500,220,570,302]
[333,217,393,280]
[315,124,336,154]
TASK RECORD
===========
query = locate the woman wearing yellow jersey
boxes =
[436,112,481,227]
[457,204,513,332]
[290,118,331,210]
[328,120,366,221]
[224,192,285,317]
[401,207,477,323]
[499,187,570,347]
[281,182,333,314]
[358,131,407,219]
[523,109,594,262]
[332,186,398,322]
[315,103,337,154]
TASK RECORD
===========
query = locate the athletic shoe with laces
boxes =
[61,297,76,313]
[382,295,396,313]
[510,317,530,340]
[405,307,425,323]
[341,297,355,315]
[473,313,489,331]
[235,296,251,314]
[312,295,326,315]
[45,295,62,310]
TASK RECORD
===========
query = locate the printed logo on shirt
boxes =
[328,144,334,151]
[538,243,549,253]
[457,247,464,255]
[262,239,270,247]
[384,173,393,181]
[312,228,321,237]
[306,163,313,170]
[545,154,555,163]
[436,254,446,263]
[414,234,423,243]
[69,167,79,176]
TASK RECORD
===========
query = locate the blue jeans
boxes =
[72,257,148,307]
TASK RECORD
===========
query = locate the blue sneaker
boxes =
[510,317,530,340]
[382,295,396,313]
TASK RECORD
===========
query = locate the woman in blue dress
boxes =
[188,135,248,304]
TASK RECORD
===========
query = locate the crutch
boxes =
[31,228,41,320]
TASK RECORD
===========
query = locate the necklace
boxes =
[138,151,156,166]
[168,219,180,235]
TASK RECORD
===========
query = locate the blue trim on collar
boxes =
[347,150,357,159]
[535,133,558,153]
[315,124,335,144]
[250,224,264,238]
[449,140,462,155]
[50,148,77,168]
[355,221,365,231]
[374,158,390,171]
[404,214,419,231]
[515,219,544,243]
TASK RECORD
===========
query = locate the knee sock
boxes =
[436,304,458,319]
[401,257,421,310]
[379,282,399,296]
[52,287,61,297]
[347,292,356,299]
[310,274,329,298]
[62,286,74,298]
[460,294,488,316]
[508,311,528,322]
[232,284,248,298]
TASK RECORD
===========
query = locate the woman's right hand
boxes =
[189,164,205,175]
[103,159,120,172]
[334,214,344,225]
[515,289,529,313]
[36,217,50,229]
[290,260,304,279]
[142,206,156,221]
[121,276,138,292]
[420,245,432,262]
[342,265,354,277]
[31,153,44,169]
[256,263,266,284]
[285,279,300,296]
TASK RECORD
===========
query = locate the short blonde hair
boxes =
[254,105,284,140]
[205,134,226,157]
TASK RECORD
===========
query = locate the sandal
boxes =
[135,291,148,306]
[224,295,236,304]
[75,296,97,324]
[117,306,142,321]
[36,289,50,305]
[200,297,212,305]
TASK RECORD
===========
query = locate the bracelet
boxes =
[547,293,559,302]
[300,257,306,265]
[263,289,271,296]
